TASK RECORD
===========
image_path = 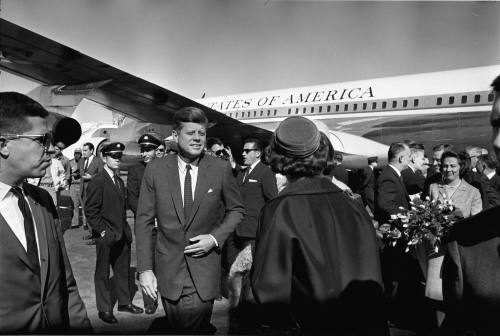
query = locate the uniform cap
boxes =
[101,142,125,155]
[273,116,321,158]
[138,134,161,148]
[368,156,378,164]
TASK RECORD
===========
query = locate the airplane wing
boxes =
[0,18,271,156]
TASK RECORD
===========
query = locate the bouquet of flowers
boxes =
[378,197,460,253]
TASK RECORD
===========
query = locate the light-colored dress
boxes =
[429,179,482,218]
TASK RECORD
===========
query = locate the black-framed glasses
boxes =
[156,148,165,152]
[0,132,52,150]
[242,148,258,154]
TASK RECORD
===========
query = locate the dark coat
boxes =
[359,166,375,212]
[332,163,349,185]
[487,172,500,196]
[80,155,103,196]
[375,166,410,224]
[135,154,244,301]
[235,161,278,238]
[127,162,146,215]
[248,176,387,334]
[442,205,500,335]
[85,170,132,244]
[401,167,425,195]
[463,170,500,210]
[0,183,91,332]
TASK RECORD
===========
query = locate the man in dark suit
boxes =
[136,107,244,333]
[476,152,500,196]
[80,141,103,236]
[375,142,411,224]
[401,143,426,196]
[441,74,500,335]
[127,133,162,314]
[85,142,143,323]
[359,156,378,214]
[226,138,277,312]
[0,92,91,332]
[332,152,349,186]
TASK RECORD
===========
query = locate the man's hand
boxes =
[184,234,216,258]
[139,270,158,300]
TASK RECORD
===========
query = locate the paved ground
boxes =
[63,212,416,335]
[63,211,229,334]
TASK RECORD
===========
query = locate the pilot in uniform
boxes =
[127,133,162,314]
[85,142,144,323]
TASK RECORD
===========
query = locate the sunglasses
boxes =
[106,152,123,159]
[156,148,165,152]
[0,132,53,151]
[242,148,258,154]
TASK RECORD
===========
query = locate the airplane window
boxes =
[474,95,480,103]
[248,111,251,117]
[311,107,314,113]
[372,102,377,109]
[353,104,357,111]
[295,108,299,114]
[303,108,306,114]
[274,110,277,116]
[236,112,239,118]
[437,97,442,105]
[449,97,455,104]
[382,102,387,109]
[461,96,467,104]
[344,104,348,111]
[288,108,291,115]
[403,100,408,108]
[230,113,232,118]
[335,105,339,112]
[319,106,322,113]
[254,111,257,117]
[363,103,367,110]
[260,111,263,116]
[267,110,271,116]
[413,99,419,107]
[392,101,397,108]
[488,93,494,102]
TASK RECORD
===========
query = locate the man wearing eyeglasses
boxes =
[127,133,161,314]
[226,138,277,327]
[85,142,143,324]
[156,143,166,158]
[0,92,91,332]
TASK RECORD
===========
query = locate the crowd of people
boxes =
[0,73,500,335]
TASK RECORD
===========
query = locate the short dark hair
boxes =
[432,143,452,153]
[0,92,48,134]
[478,153,498,170]
[173,107,208,131]
[243,138,263,152]
[333,152,343,162]
[83,142,94,151]
[388,142,409,162]
[206,137,223,150]
[492,74,500,92]
[267,132,329,179]
[441,150,468,178]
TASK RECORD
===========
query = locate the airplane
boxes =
[1,18,499,171]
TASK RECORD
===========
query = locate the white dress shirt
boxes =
[0,180,40,259]
[178,156,198,207]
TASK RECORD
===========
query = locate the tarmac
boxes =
[63,211,230,334]
[63,211,416,335]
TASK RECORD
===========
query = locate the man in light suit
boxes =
[136,107,244,333]
[85,142,143,323]
[0,92,91,332]
[441,74,500,335]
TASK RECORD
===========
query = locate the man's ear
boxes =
[172,130,179,142]
[0,140,10,158]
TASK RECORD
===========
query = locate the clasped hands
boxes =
[139,234,216,300]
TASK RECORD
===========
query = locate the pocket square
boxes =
[248,179,258,183]
[207,189,213,193]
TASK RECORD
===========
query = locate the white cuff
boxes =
[208,234,219,247]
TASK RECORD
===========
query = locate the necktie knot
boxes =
[186,164,192,172]
[10,186,23,199]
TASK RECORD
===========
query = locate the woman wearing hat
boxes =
[245,116,387,335]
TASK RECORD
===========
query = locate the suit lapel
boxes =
[186,156,211,228]
[166,155,185,226]
[0,213,35,272]
[390,167,410,199]
[25,191,49,296]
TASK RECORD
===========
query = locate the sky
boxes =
[1,1,499,104]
